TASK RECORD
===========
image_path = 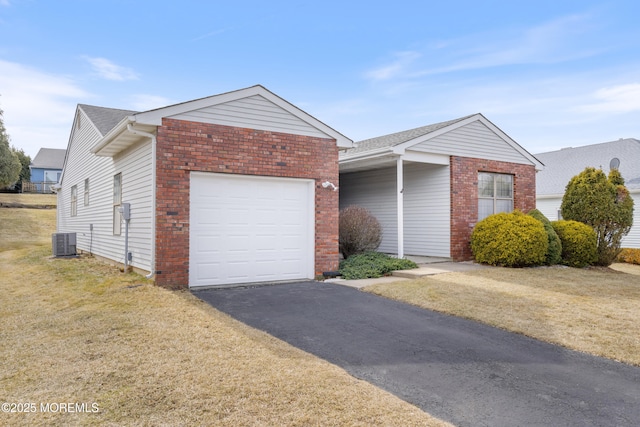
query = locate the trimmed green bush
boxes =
[561,167,634,266]
[528,209,562,265]
[338,251,417,280]
[617,248,640,265]
[551,220,598,268]
[471,210,548,267]
[339,205,382,259]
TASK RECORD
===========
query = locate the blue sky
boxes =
[1,0,640,158]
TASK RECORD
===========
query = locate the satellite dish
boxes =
[610,158,620,170]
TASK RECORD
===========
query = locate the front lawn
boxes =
[366,265,640,366]
[0,208,448,426]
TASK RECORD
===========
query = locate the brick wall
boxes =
[450,156,537,261]
[154,118,339,289]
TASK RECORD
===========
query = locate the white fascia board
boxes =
[339,147,392,163]
[400,150,450,165]
[536,193,563,200]
[133,85,353,148]
[90,116,136,155]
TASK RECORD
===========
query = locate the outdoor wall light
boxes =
[322,181,338,191]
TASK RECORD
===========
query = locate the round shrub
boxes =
[617,248,640,265]
[339,205,382,259]
[528,209,562,265]
[551,220,598,268]
[471,211,548,267]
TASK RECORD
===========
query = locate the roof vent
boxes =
[610,158,620,170]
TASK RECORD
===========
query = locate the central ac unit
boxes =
[52,232,77,257]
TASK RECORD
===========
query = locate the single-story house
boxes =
[535,138,640,248]
[29,148,66,192]
[339,114,544,261]
[56,85,352,289]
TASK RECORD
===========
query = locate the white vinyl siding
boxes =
[622,192,640,248]
[339,163,451,257]
[57,109,154,272]
[403,163,450,257]
[536,197,563,221]
[340,168,398,254]
[169,95,328,139]
[412,121,532,165]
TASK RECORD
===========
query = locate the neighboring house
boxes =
[339,114,543,261]
[29,148,66,192]
[57,85,352,289]
[535,138,640,248]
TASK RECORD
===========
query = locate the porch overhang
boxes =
[339,148,450,259]
[339,149,449,173]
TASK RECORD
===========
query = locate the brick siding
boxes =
[154,118,339,289]
[450,156,537,261]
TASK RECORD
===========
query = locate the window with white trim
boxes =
[113,173,122,235]
[70,185,77,217]
[84,178,90,206]
[478,172,513,221]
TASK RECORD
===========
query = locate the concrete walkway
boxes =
[331,258,490,289]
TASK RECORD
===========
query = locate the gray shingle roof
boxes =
[535,138,640,194]
[346,114,477,154]
[78,104,138,136]
[30,148,67,169]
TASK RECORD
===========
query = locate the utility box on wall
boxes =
[52,232,77,257]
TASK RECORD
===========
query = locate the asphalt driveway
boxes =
[195,281,640,427]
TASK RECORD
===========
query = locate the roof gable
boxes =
[536,138,640,195]
[92,85,352,156]
[79,104,138,136]
[345,115,474,155]
[341,113,543,170]
[30,148,66,169]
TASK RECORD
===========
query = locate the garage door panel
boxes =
[190,172,314,287]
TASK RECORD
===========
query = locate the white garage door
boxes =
[189,172,315,287]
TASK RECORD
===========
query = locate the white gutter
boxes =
[127,123,157,279]
[91,116,136,155]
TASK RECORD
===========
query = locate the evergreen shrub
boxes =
[551,220,598,268]
[471,211,548,267]
[338,251,417,280]
[528,209,562,265]
[617,248,640,265]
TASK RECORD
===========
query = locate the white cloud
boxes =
[83,56,139,81]
[364,51,421,81]
[576,83,640,114]
[370,13,601,80]
[0,59,89,157]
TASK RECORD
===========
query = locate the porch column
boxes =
[397,157,404,258]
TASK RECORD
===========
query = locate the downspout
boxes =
[127,124,157,279]
[397,157,404,259]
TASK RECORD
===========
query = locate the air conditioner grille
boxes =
[52,232,77,257]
